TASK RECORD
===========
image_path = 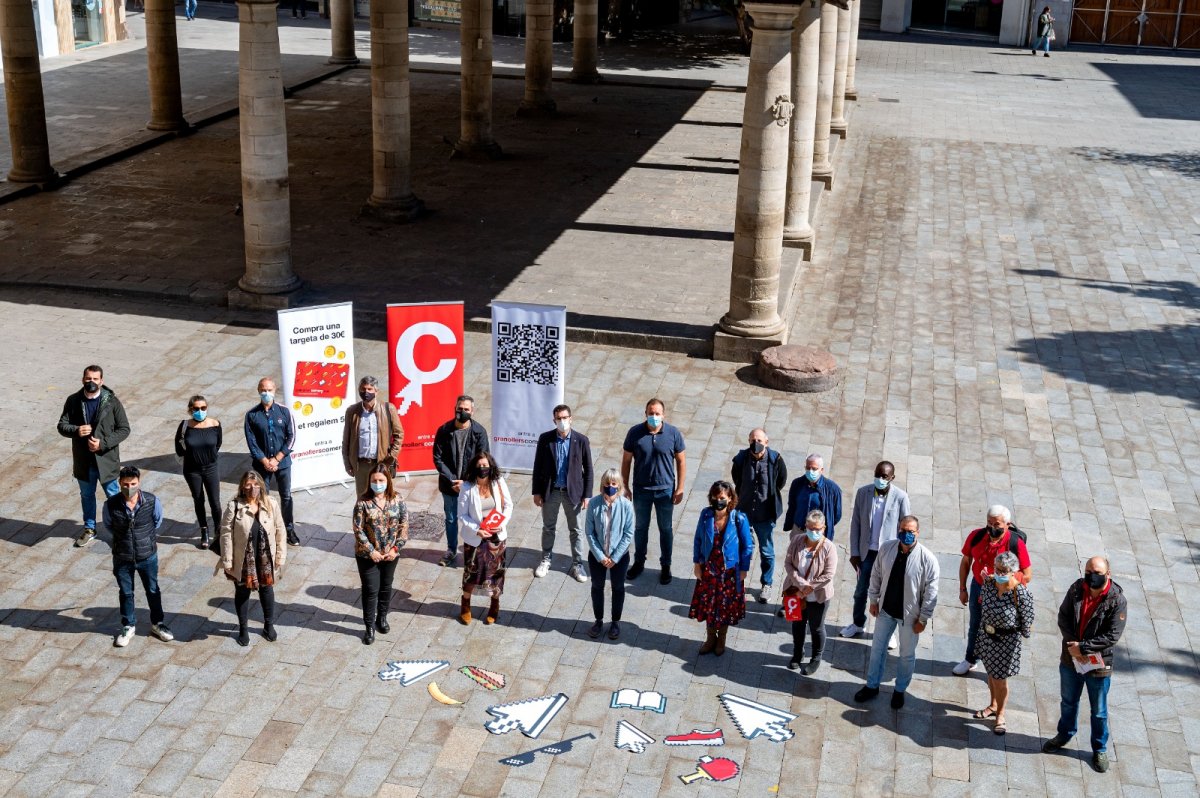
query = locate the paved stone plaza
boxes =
[1,10,1200,798]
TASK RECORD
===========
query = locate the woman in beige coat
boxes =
[218,471,287,647]
[781,509,839,674]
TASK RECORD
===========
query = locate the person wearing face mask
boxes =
[175,394,223,551]
[583,469,635,639]
[854,516,938,708]
[352,465,409,645]
[688,481,754,656]
[781,510,838,674]
[457,452,512,625]
[433,395,491,568]
[842,461,911,639]
[621,398,687,585]
[243,377,299,547]
[532,404,594,582]
[103,466,171,648]
[953,505,1032,676]
[1042,556,1127,774]
[971,551,1034,735]
[341,375,405,498]
[782,454,842,542]
[731,428,789,604]
[218,471,288,647]
[58,365,132,548]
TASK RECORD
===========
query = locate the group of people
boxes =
[57,369,1126,773]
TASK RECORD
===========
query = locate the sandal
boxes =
[993,717,1007,735]
[973,707,997,720]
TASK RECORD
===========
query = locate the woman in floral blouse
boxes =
[352,464,408,645]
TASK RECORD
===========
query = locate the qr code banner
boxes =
[491,303,567,472]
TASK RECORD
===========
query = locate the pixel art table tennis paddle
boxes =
[292,361,350,399]
[679,755,740,784]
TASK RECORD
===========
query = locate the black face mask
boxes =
[750,441,765,455]
[1084,571,1107,590]
[360,391,376,403]
[455,409,471,423]
[477,468,491,479]
[710,498,729,511]
[83,381,99,393]
[987,525,1005,538]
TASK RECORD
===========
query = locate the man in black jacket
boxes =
[1042,556,1127,773]
[731,428,788,603]
[57,365,132,548]
[531,404,593,582]
[432,395,490,567]
[103,466,172,648]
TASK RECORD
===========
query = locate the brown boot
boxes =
[459,597,472,625]
[485,597,500,625]
[699,625,717,655]
[714,625,728,656]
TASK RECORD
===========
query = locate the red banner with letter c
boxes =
[387,302,465,474]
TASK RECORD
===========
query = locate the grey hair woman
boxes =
[973,550,1034,734]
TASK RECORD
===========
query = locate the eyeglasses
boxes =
[192,406,208,411]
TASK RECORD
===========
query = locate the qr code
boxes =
[496,323,560,385]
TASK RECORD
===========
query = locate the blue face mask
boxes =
[192,410,207,422]
[899,531,916,546]
[874,477,889,491]
[370,482,386,495]
[259,391,274,404]
[994,573,1011,584]
[603,485,619,497]
[646,414,662,429]
[806,469,820,482]
[805,529,823,543]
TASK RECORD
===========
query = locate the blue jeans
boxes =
[442,492,459,553]
[964,578,982,663]
[184,0,197,18]
[1036,34,1051,53]
[865,612,919,692]
[749,521,776,585]
[632,488,674,568]
[78,464,120,530]
[851,549,878,628]
[1057,663,1111,752]
[113,555,164,627]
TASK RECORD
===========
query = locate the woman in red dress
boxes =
[689,481,755,656]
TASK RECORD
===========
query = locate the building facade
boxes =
[30,0,126,58]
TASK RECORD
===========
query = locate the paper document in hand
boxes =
[1074,652,1105,674]
[480,509,505,531]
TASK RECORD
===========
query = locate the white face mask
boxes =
[555,418,570,434]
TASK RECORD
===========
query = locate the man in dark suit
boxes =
[532,404,594,582]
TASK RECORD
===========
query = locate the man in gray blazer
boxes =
[841,461,911,639]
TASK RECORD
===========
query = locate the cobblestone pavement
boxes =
[2,18,1200,798]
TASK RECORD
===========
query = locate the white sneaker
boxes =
[888,630,899,651]
[952,659,977,676]
[534,558,551,578]
[114,626,135,647]
[151,623,174,642]
[570,564,588,583]
[758,583,776,604]
[840,623,863,638]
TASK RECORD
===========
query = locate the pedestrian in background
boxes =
[176,394,222,551]
[1033,7,1054,56]
[583,469,634,640]
[218,471,287,647]
[353,464,408,646]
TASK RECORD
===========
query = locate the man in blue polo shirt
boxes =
[621,398,687,585]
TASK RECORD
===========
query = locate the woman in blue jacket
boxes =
[584,468,635,640]
[688,480,755,656]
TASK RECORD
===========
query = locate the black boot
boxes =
[375,614,390,634]
[236,626,249,647]
[198,528,210,550]
[363,626,375,645]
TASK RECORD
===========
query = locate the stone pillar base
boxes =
[452,139,504,160]
[713,327,789,364]
[516,98,557,116]
[228,283,304,310]
[845,87,858,100]
[6,166,59,184]
[757,344,840,392]
[146,118,191,133]
[328,55,360,65]
[570,70,601,84]
[363,193,426,222]
[831,122,847,137]
[811,169,834,189]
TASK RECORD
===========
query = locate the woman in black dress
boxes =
[175,394,223,550]
[973,551,1034,734]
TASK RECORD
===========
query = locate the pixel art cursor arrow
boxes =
[393,321,458,415]
[484,693,569,739]
[717,693,797,743]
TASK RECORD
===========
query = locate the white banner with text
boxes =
[490,302,566,472]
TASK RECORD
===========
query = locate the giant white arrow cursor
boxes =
[717,693,797,743]
[484,693,569,739]
[614,719,655,754]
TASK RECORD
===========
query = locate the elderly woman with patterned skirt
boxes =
[973,550,1034,734]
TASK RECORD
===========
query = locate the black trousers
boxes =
[357,557,398,627]
[791,600,828,659]
[183,464,221,530]
[252,463,294,533]
[234,585,275,629]
[587,552,629,622]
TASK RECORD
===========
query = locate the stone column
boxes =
[519,0,556,113]
[144,0,187,131]
[571,0,600,83]
[0,0,56,182]
[829,3,850,135]
[329,0,359,64]
[811,0,837,182]
[717,2,799,346]
[845,0,860,99]
[234,0,301,299]
[365,0,424,221]
[455,0,501,157]
[782,3,820,246]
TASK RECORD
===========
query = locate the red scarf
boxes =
[1078,580,1110,640]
